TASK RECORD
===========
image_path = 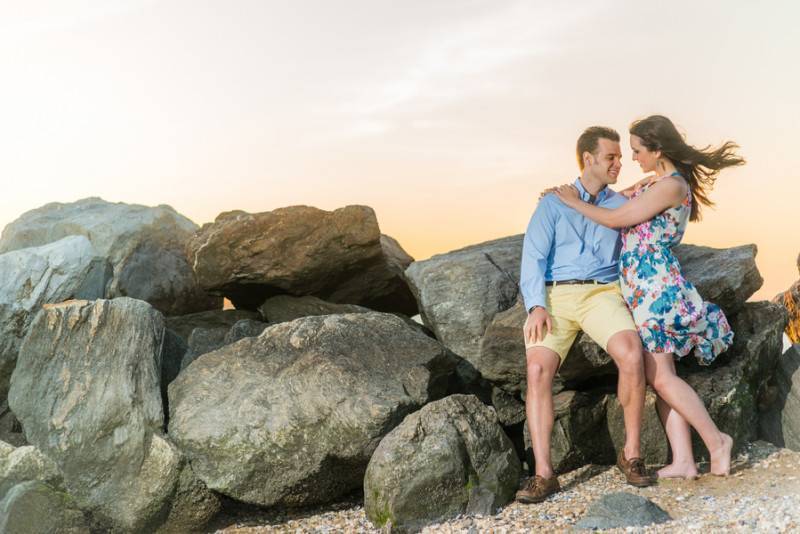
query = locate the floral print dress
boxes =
[619,173,733,364]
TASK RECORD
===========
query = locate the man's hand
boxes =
[524,306,553,344]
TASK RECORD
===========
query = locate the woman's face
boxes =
[630,135,658,173]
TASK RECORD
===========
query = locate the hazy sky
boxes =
[1,0,798,299]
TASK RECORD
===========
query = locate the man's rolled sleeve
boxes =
[520,196,556,312]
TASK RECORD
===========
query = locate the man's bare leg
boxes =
[524,347,561,479]
[605,330,646,461]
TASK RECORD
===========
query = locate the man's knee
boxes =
[607,331,644,374]
[525,349,558,387]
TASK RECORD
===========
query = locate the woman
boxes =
[553,115,745,478]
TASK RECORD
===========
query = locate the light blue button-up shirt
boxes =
[519,178,628,312]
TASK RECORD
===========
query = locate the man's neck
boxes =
[578,174,605,196]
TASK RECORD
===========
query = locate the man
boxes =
[515,126,653,504]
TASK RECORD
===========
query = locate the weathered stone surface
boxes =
[406,235,521,369]
[8,298,182,531]
[605,390,669,466]
[187,206,416,313]
[523,390,611,473]
[0,197,221,316]
[165,309,260,343]
[156,458,222,534]
[0,235,108,402]
[168,312,459,508]
[0,441,63,500]
[364,395,521,533]
[0,401,25,447]
[672,243,762,317]
[759,345,800,451]
[223,319,268,344]
[258,294,368,323]
[180,327,229,370]
[0,481,90,533]
[683,302,787,453]
[160,329,188,418]
[575,492,671,530]
[490,387,526,427]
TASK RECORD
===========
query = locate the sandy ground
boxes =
[210,441,800,533]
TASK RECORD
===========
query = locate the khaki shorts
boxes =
[523,282,636,362]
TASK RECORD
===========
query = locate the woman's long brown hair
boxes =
[630,115,745,221]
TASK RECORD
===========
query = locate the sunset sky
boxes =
[1,1,798,300]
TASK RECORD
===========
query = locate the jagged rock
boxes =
[224,319,268,344]
[364,395,521,533]
[168,312,459,507]
[7,298,181,532]
[0,401,25,447]
[523,390,611,473]
[180,327,229,370]
[258,294,369,323]
[0,441,63,499]
[405,235,521,369]
[0,481,90,533]
[156,459,221,534]
[165,309,260,342]
[186,206,416,313]
[575,492,670,530]
[0,235,108,402]
[0,197,221,316]
[673,243,762,316]
[759,345,800,451]
[160,329,188,420]
[490,387,526,426]
[683,302,787,453]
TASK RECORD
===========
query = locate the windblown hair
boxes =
[576,126,620,171]
[629,115,745,221]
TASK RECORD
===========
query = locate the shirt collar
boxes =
[573,177,609,203]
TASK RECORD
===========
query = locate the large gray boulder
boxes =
[0,441,63,500]
[575,492,671,530]
[0,481,89,534]
[408,234,762,392]
[405,235,521,368]
[0,235,108,402]
[165,309,260,342]
[7,298,182,531]
[364,395,521,533]
[258,294,369,323]
[168,312,460,507]
[186,206,416,314]
[760,345,800,451]
[0,197,221,316]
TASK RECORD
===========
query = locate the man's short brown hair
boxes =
[576,126,620,170]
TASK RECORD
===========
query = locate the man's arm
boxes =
[520,196,556,343]
[520,196,556,312]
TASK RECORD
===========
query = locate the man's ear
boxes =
[582,151,593,168]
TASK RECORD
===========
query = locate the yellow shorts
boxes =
[523,282,636,362]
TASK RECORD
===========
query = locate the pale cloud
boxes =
[339,0,605,123]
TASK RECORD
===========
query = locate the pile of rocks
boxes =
[0,197,797,533]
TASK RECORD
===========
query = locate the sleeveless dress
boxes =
[618,173,733,364]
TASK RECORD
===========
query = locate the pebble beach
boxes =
[212,441,800,533]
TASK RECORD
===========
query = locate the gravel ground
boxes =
[211,441,800,533]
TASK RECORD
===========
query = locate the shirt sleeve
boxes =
[520,196,556,312]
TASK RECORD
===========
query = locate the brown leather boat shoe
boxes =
[617,450,655,487]
[515,475,561,504]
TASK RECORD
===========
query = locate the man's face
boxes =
[585,138,622,185]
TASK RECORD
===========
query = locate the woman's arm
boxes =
[618,174,657,198]
[554,177,687,229]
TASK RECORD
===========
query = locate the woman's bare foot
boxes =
[657,461,698,479]
[710,432,733,476]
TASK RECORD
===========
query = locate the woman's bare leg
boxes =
[644,351,732,476]
[653,393,698,478]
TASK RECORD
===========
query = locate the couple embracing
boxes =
[516,115,745,503]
